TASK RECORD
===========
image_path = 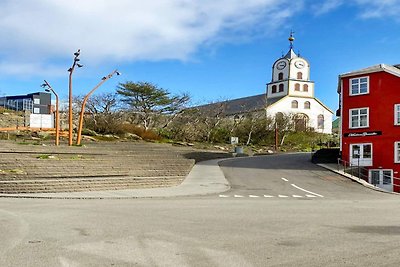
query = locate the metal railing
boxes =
[337,158,400,191]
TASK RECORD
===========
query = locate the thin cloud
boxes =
[312,0,344,15]
[354,0,400,19]
[0,0,302,77]
[312,0,400,19]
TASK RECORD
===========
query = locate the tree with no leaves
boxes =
[116,81,190,130]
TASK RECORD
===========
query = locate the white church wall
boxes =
[287,80,314,98]
[266,97,333,134]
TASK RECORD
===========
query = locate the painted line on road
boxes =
[306,194,317,198]
[234,195,244,198]
[249,195,260,198]
[292,195,303,198]
[264,195,274,198]
[278,195,289,198]
[219,195,229,198]
[291,184,324,198]
[281,178,289,182]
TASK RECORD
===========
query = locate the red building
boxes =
[338,64,400,192]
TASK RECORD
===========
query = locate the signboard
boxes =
[344,131,382,137]
[230,137,239,145]
[30,114,54,128]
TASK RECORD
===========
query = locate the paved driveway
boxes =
[1,153,400,266]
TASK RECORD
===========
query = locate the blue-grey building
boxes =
[0,92,51,114]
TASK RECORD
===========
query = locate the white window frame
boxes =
[349,76,369,96]
[395,142,400,163]
[349,107,369,129]
[33,107,40,114]
[350,143,373,166]
[33,98,40,105]
[395,104,400,125]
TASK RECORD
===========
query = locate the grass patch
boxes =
[36,154,58,160]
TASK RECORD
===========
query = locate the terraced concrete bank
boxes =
[0,141,229,194]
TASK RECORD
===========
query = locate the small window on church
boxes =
[318,115,324,129]
[295,83,300,91]
[278,72,284,80]
[297,72,303,79]
[304,101,310,109]
[303,84,309,92]
[291,100,298,109]
[279,84,284,92]
[272,85,277,93]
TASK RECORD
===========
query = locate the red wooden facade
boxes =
[339,65,400,192]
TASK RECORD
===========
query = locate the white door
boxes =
[350,143,372,166]
[369,169,393,191]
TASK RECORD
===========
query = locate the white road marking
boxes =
[264,195,274,198]
[249,195,260,198]
[219,195,229,198]
[306,194,317,198]
[292,195,303,198]
[291,184,324,198]
[234,195,244,198]
[281,178,289,182]
[278,195,289,198]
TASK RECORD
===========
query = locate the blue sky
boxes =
[0,0,400,113]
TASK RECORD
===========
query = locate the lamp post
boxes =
[41,80,60,146]
[76,69,120,145]
[68,49,83,146]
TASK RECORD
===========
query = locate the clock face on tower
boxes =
[295,60,305,69]
[276,61,286,70]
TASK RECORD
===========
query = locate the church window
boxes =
[297,72,303,79]
[304,101,310,109]
[303,84,309,92]
[295,83,300,91]
[278,72,284,80]
[272,85,277,93]
[279,84,284,92]
[318,115,324,129]
[295,113,309,131]
[291,100,298,109]
[275,112,284,121]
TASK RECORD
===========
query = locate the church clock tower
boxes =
[266,32,315,99]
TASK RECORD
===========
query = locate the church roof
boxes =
[283,48,298,59]
[193,94,266,116]
[193,94,291,116]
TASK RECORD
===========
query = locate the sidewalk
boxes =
[317,163,398,194]
[0,159,230,199]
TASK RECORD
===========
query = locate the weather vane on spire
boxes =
[288,30,295,50]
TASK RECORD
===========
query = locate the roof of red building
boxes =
[339,64,400,78]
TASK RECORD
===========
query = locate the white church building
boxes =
[195,33,333,134]
[265,33,333,134]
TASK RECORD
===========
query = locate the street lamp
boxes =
[41,80,60,146]
[76,70,121,145]
[68,49,83,146]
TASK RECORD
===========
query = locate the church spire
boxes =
[283,30,298,59]
[288,30,295,50]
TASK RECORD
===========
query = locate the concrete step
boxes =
[0,176,184,193]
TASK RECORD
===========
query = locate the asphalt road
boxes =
[1,153,400,267]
